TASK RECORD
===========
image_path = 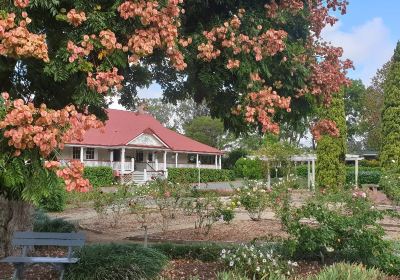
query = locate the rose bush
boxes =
[233,180,271,221]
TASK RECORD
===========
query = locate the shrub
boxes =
[83,166,114,187]
[233,180,271,221]
[308,263,386,280]
[33,210,76,233]
[220,244,297,279]
[223,148,248,169]
[273,189,400,274]
[168,168,235,183]
[296,164,308,178]
[234,158,263,179]
[380,169,400,204]
[38,181,67,212]
[152,243,229,262]
[219,207,235,224]
[65,243,167,280]
[133,179,190,231]
[181,192,231,234]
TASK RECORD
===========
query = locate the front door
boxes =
[113,149,121,162]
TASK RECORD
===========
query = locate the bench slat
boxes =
[0,256,78,264]
[12,239,85,247]
[14,232,85,240]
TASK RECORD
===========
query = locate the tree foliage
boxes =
[144,98,209,132]
[0,0,351,134]
[344,79,366,151]
[357,62,390,151]
[184,116,224,148]
[315,91,347,189]
[381,42,400,171]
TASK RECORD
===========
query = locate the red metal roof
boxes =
[67,109,223,155]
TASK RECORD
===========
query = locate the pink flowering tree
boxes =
[0,0,353,255]
[0,0,351,133]
[0,92,102,255]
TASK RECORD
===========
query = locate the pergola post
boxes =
[307,160,311,190]
[121,147,125,175]
[175,153,178,168]
[219,155,222,169]
[355,158,359,187]
[267,162,271,189]
[163,151,167,171]
[311,159,316,191]
[215,155,218,169]
[196,154,199,168]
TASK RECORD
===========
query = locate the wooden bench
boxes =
[0,231,85,280]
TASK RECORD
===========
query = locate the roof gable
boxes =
[128,133,167,148]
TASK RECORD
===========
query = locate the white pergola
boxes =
[248,153,364,190]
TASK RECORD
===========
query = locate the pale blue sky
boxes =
[322,0,399,85]
[112,0,399,105]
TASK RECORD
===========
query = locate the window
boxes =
[147,152,153,162]
[72,147,80,160]
[188,154,197,164]
[200,155,214,165]
[136,151,144,162]
[85,148,95,160]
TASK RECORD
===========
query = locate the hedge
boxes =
[168,168,235,183]
[83,166,114,187]
[296,165,381,185]
[359,159,380,168]
[346,167,381,185]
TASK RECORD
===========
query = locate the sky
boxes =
[322,0,399,86]
[111,0,399,109]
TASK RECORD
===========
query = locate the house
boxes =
[60,109,223,183]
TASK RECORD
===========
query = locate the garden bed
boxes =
[130,219,288,243]
[3,253,399,280]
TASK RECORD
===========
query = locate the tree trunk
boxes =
[0,197,34,257]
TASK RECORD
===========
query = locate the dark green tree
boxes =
[344,79,366,151]
[380,42,400,171]
[357,62,390,151]
[316,91,347,190]
[184,116,224,148]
